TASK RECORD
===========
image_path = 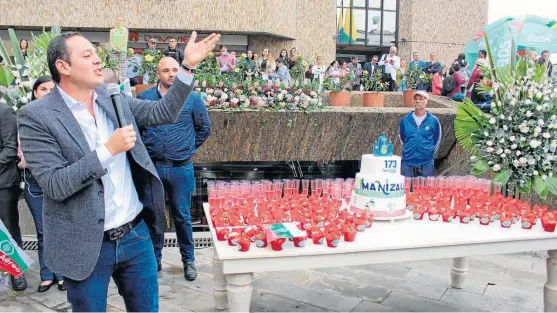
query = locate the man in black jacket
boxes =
[0,103,26,291]
[163,38,184,65]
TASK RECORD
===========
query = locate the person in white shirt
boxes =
[379,46,401,91]
[17,31,220,312]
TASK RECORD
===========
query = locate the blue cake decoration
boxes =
[373,132,393,156]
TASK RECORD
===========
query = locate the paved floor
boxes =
[0,246,548,312]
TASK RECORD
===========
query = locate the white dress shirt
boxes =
[379,54,401,81]
[56,70,193,231]
[58,87,142,231]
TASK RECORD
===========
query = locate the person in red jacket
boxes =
[466,58,486,98]
[432,65,447,96]
[447,63,466,101]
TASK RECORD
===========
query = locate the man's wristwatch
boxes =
[181,62,197,73]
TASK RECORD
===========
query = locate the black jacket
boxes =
[163,47,184,65]
[0,104,20,189]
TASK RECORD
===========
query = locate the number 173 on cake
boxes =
[349,133,407,218]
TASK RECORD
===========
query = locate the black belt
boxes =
[103,214,143,242]
[153,158,192,168]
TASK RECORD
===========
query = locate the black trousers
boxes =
[0,186,22,247]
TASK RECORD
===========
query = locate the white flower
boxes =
[530,139,542,148]
[11,105,18,111]
[516,151,522,156]
[536,105,542,111]
[0,98,6,104]
[499,114,505,120]
[470,156,477,161]
[504,149,511,154]
[503,125,508,131]
[528,158,536,165]
[507,116,513,121]
[510,136,516,142]
[501,153,507,158]
[488,161,494,165]
[493,164,502,172]
[513,160,521,167]
[484,131,489,137]
[486,147,494,153]
[486,141,493,146]
[534,170,539,176]
[20,96,28,104]
[543,174,548,180]
[526,111,533,117]
[496,148,503,155]
[511,144,517,149]
[543,132,551,139]
[519,124,530,133]
[489,117,496,125]
[499,138,505,144]
[519,157,528,164]
[538,119,545,127]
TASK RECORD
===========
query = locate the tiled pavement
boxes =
[0,245,548,312]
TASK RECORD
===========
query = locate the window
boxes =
[367,10,381,46]
[369,0,381,8]
[336,0,398,47]
[384,0,397,10]
[382,11,396,46]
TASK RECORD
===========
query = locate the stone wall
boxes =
[0,0,336,65]
[194,106,457,163]
[398,0,489,66]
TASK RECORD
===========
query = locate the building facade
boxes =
[0,0,487,66]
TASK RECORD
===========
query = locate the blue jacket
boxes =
[399,111,441,167]
[409,60,425,71]
[138,85,211,162]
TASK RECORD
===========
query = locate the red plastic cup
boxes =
[270,238,286,251]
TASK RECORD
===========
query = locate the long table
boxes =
[204,204,557,312]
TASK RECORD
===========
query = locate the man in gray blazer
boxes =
[18,31,219,312]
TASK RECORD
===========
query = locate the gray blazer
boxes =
[17,80,192,281]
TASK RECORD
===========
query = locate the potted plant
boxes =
[360,69,387,107]
[403,65,422,107]
[322,73,353,107]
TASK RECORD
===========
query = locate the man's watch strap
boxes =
[181,63,197,73]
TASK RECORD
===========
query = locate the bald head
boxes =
[101,68,119,84]
[156,56,179,91]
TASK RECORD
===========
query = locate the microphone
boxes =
[107,83,127,128]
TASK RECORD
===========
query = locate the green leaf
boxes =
[454,98,488,154]
[0,66,13,87]
[547,176,557,196]
[9,28,25,78]
[517,178,531,194]
[493,169,511,185]
[533,175,549,200]
[471,159,489,176]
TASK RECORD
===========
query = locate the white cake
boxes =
[350,154,407,218]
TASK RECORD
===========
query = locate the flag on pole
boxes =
[0,220,33,277]
[343,8,359,43]
[337,8,346,43]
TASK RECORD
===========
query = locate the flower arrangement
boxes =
[196,52,221,79]
[455,33,557,199]
[405,65,422,90]
[194,79,323,111]
[290,56,310,85]
[138,49,162,84]
[322,71,354,93]
[361,69,387,92]
[0,26,60,111]
[97,48,119,72]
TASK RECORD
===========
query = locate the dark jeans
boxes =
[401,161,435,177]
[150,162,195,264]
[65,220,158,312]
[23,170,63,282]
[0,185,22,247]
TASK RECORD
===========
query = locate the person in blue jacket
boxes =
[399,91,441,177]
[138,57,211,281]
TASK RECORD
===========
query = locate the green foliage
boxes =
[455,98,488,154]
[138,49,162,84]
[405,65,422,90]
[361,68,387,92]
